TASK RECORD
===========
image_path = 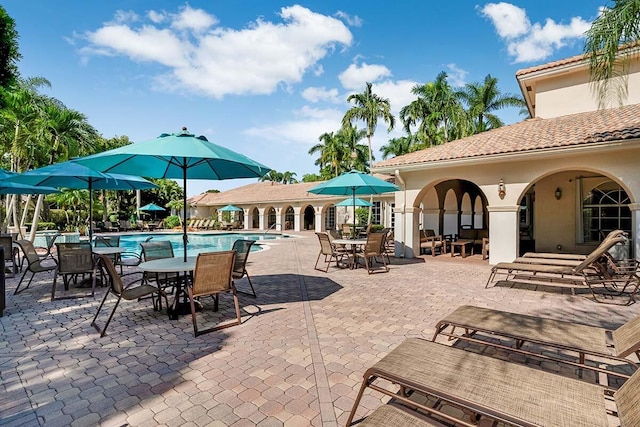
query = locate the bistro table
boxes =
[138,256,197,319]
[332,238,367,269]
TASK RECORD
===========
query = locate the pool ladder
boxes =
[263,223,278,236]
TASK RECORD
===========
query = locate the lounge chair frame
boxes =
[486,236,640,305]
[347,338,627,427]
[432,305,640,382]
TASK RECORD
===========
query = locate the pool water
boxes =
[119,232,286,257]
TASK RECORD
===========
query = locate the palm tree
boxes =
[336,124,368,171]
[342,82,395,172]
[309,132,349,178]
[584,0,640,108]
[456,74,526,133]
[380,136,415,159]
[281,171,298,184]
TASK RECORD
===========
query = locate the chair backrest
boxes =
[458,228,476,240]
[315,232,334,255]
[99,254,125,295]
[572,236,628,273]
[423,229,436,239]
[0,235,13,261]
[15,239,40,267]
[231,239,255,278]
[191,251,236,297]
[94,235,120,247]
[363,232,384,255]
[141,240,174,261]
[56,242,94,273]
[328,229,342,241]
[615,366,640,426]
[342,224,353,237]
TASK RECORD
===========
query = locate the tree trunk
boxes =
[28,194,44,242]
[366,134,373,224]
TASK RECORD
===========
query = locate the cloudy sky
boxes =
[5,1,603,195]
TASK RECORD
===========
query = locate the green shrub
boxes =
[25,222,58,231]
[49,209,67,229]
[164,215,181,228]
[371,224,384,232]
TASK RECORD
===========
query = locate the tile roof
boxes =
[373,104,640,169]
[516,52,586,77]
[189,174,395,206]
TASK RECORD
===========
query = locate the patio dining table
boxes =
[138,256,197,319]
[331,238,367,269]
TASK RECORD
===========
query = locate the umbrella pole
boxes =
[88,180,93,244]
[183,164,188,262]
[352,189,356,239]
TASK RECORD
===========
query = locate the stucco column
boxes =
[629,203,640,258]
[242,209,249,230]
[487,205,520,264]
[274,207,282,231]
[315,206,323,233]
[258,208,266,231]
[393,205,419,258]
[293,206,302,232]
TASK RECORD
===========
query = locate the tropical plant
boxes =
[455,74,526,133]
[259,169,284,183]
[309,131,347,178]
[380,136,417,159]
[0,5,21,89]
[584,0,640,108]
[342,82,395,172]
[281,171,298,184]
[301,173,322,182]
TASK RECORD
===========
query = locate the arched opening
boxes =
[303,206,315,230]
[267,207,276,229]
[250,207,259,229]
[284,206,294,230]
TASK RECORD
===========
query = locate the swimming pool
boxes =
[119,232,287,257]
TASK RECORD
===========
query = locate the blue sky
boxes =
[4,1,605,196]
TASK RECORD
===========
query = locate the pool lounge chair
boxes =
[432,305,640,382]
[486,236,640,304]
[519,229,627,261]
[347,338,639,427]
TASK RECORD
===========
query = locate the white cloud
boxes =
[334,11,363,27]
[339,62,392,90]
[445,63,468,87]
[480,2,592,63]
[479,3,530,38]
[244,106,344,145]
[301,86,341,103]
[80,5,352,98]
[370,80,418,117]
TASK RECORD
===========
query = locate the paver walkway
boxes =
[1,231,639,427]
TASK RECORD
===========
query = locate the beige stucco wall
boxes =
[387,140,640,260]
[533,62,640,118]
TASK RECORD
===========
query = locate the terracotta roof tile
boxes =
[516,52,586,76]
[188,174,395,205]
[374,104,640,169]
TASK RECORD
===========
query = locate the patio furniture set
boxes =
[8,232,257,337]
[420,228,489,259]
[315,228,392,274]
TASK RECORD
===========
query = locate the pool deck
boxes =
[1,231,639,426]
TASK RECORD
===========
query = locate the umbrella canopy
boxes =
[76,127,271,260]
[7,161,158,241]
[335,197,373,207]
[139,203,165,212]
[0,169,59,194]
[309,170,398,236]
[218,204,243,212]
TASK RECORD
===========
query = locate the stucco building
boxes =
[374,52,640,263]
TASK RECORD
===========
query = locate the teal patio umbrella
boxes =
[7,161,158,242]
[0,169,59,194]
[309,170,398,236]
[76,127,271,260]
[139,202,165,220]
[218,204,243,212]
[335,197,373,207]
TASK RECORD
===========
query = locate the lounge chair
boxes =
[347,337,639,427]
[520,229,627,261]
[486,236,640,304]
[433,305,640,382]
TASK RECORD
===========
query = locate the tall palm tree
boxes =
[342,82,395,172]
[309,131,349,178]
[584,0,640,108]
[456,74,526,133]
[336,124,368,171]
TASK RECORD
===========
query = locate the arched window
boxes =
[582,180,631,242]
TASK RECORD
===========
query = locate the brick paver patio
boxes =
[1,231,639,426]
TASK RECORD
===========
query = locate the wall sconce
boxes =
[498,179,506,199]
[554,187,562,200]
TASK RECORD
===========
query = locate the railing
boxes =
[263,223,278,236]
